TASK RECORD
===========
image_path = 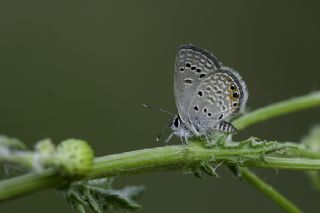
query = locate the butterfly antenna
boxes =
[142,104,174,116]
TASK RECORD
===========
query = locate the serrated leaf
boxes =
[86,189,102,213]
[64,178,144,213]
[105,186,144,209]
[74,203,86,213]
[88,178,113,189]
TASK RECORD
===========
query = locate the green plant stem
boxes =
[0,150,35,168]
[240,167,302,213]
[232,92,320,213]
[2,142,320,201]
[279,142,320,159]
[244,156,320,170]
[233,91,320,130]
[0,169,65,201]
[89,144,320,178]
[1,91,320,209]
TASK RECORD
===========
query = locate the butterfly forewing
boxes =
[174,45,221,131]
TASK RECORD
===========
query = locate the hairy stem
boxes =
[0,149,35,168]
[89,143,320,178]
[240,168,302,213]
[0,169,65,201]
[1,141,320,201]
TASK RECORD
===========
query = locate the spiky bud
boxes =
[54,139,94,177]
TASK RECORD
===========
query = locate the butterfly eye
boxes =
[173,117,180,127]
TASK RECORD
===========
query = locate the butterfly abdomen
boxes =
[214,121,237,134]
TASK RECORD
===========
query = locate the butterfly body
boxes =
[170,44,248,141]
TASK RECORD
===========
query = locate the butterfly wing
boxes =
[187,67,248,134]
[174,45,221,134]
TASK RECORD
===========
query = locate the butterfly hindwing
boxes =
[187,67,248,134]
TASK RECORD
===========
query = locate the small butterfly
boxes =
[145,44,248,143]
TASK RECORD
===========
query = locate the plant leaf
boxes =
[64,178,144,213]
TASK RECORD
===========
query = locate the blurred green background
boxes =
[1,1,320,212]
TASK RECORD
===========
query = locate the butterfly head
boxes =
[169,115,192,139]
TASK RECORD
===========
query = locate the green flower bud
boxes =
[35,139,55,154]
[55,139,94,177]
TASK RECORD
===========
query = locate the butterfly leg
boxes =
[178,135,188,145]
[213,121,237,134]
[203,133,211,143]
[165,133,175,143]
[183,135,189,145]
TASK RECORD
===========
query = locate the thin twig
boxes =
[233,91,320,130]
[240,167,302,213]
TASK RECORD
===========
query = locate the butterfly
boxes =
[145,44,248,143]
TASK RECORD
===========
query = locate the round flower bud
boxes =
[55,139,94,177]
